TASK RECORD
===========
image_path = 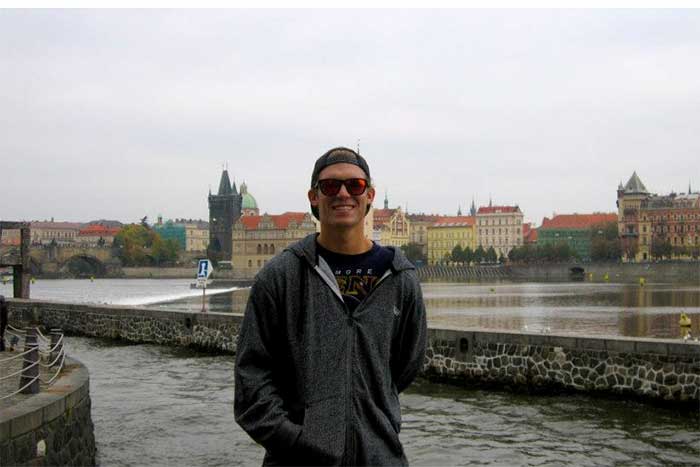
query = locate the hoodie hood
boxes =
[287,233,415,273]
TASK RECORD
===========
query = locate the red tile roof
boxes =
[238,212,310,230]
[432,216,475,227]
[373,208,396,228]
[477,206,521,214]
[523,223,538,243]
[540,213,618,230]
[78,225,120,236]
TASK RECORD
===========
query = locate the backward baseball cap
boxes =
[309,147,372,220]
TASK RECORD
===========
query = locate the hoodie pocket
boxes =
[296,396,345,465]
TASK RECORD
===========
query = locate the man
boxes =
[235,147,427,466]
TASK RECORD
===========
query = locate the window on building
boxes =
[257,244,262,254]
[248,260,252,267]
[257,260,261,267]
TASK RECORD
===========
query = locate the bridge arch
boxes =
[60,255,106,278]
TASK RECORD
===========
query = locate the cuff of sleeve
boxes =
[268,419,303,452]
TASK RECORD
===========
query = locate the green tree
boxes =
[651,237,672,260]
[463,246,474,265]
[554,241,577,262]
[485,246,497,263]
[473,245,486,264]
[508,246,520,262]
[152,238,180,265]
[113,224,180,266]
[451,244,464,263]
[400,242,426,266]
[590,221,621,261]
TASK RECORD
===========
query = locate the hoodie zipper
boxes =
[312,260,397,465]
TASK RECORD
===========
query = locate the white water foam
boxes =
[114,287,240,306]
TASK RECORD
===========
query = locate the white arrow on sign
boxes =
[197,259,213,279]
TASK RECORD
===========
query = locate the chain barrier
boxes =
[0,326,66,401]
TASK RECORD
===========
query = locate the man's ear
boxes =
[366,186,376,204]
[308,188,319,208]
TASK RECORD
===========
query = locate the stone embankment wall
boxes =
[508,261,700,283]
[427,328,700,405]
[415,261,699,283]
[0,358,96,466]
[8,300,239,353]
[6,300,700,407]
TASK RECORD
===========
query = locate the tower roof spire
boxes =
[217,167,233,195]
[384,189,389,209]
[623,171,648,194]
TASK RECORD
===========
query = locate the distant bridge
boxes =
[29,245,117,277]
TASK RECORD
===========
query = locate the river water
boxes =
[65,337,699,467]
[6,278,698,338]
[4,279,700,465]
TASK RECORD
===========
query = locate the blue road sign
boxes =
[197,259,212,279]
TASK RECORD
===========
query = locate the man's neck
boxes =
[317,228,372,255]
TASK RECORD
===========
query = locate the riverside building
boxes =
[30,221,83,245]
[538,213,618,260]
[617,172,700,262]
[77,224,120,247]
[407,214,443,258]
[475,204,524,258]
[427,216,476,265]
[231,212,316,279]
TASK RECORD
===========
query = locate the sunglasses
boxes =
[316,178,369,196]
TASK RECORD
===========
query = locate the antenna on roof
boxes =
[357,139,361,154]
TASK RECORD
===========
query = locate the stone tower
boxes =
[208,168,242,262]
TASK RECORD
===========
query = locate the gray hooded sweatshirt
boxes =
[234,233,427,466]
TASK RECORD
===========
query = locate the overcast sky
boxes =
[1,9,699,226]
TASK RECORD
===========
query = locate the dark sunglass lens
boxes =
[319,179,342,196]
[346,179,367,195]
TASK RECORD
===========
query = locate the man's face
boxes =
[308,162,375,230]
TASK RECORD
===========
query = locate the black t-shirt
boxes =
[316,241,394,312]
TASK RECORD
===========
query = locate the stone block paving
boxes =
[0,338,61,410]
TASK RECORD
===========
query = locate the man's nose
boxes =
[336,183,352,197]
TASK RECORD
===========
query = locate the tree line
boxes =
[112,217,180,266]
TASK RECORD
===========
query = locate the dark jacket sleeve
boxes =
[234,279,302,453]
[392,273,428,393]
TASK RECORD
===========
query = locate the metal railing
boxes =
[0,325,66,401]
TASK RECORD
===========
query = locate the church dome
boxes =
[240,182,258,210]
